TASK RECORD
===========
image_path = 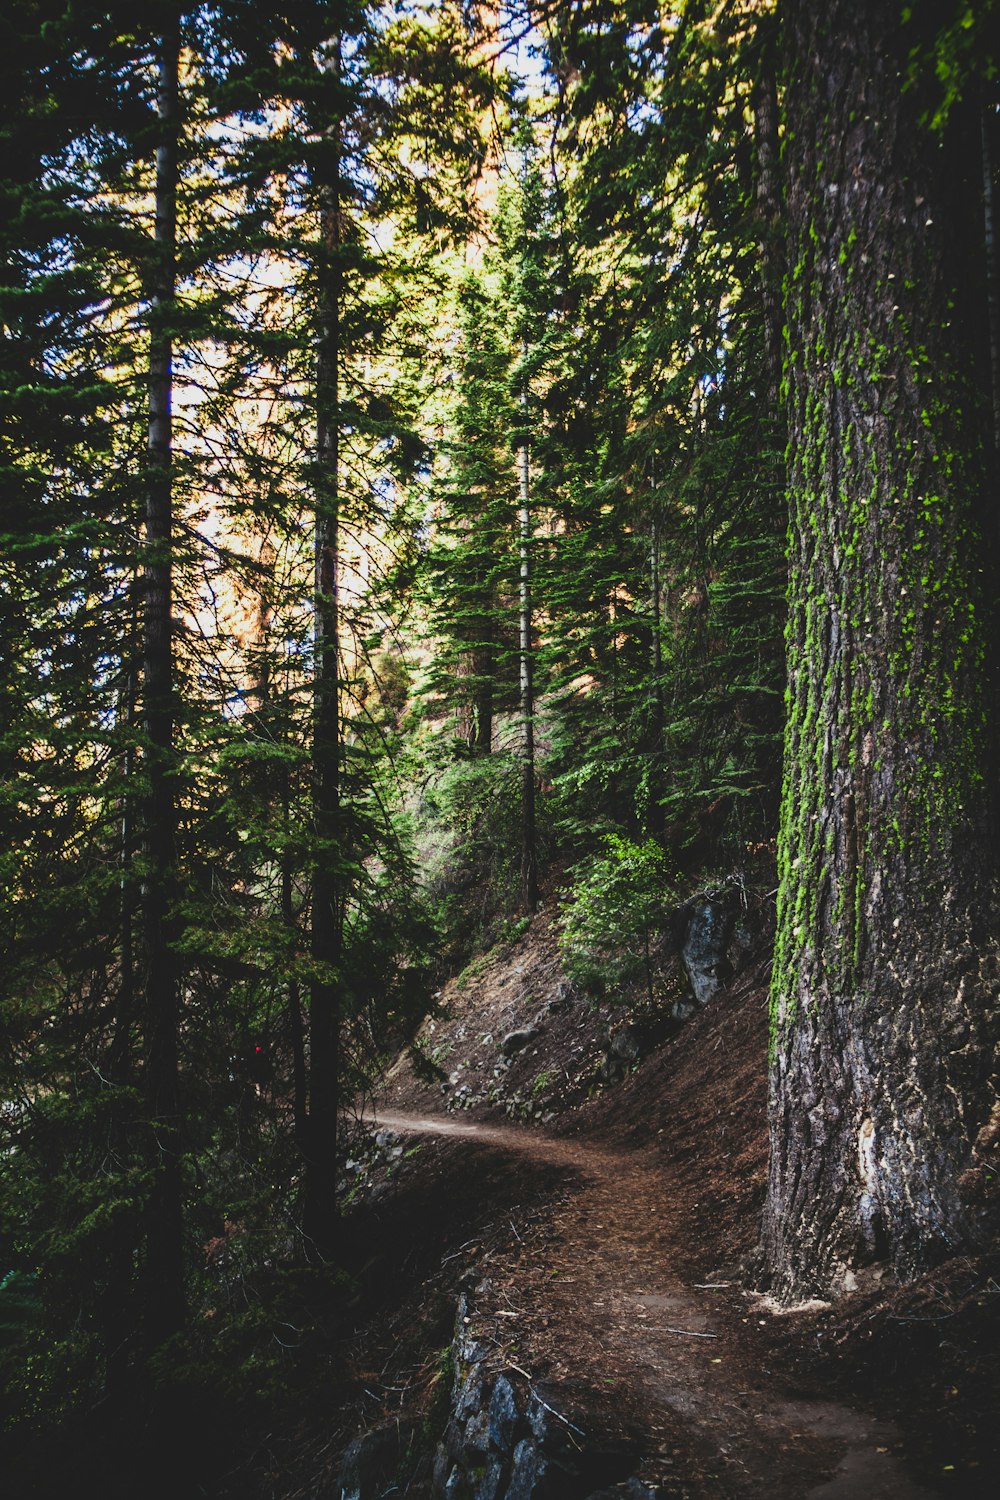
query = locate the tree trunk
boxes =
[283,769,309,1154]
[750,13,783,406]
[648,504,666,835]
[472,594,495,755]
[141,13,184,1346]
[763,0,1000,1301]
[518,389,538,914]
[982,96,1000,467]
[304,82,343,1262]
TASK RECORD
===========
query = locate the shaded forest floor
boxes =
[9,910,999,1498]
[352,912,999,1498]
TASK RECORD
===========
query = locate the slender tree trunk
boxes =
[283,771,309,1153]
[110,587,140,1083]
[102,590,140,1393]
[472,589,494,754]
[518,387,538,914]
[763,0,1000,1301]
[304,79,343,1261]
[142,13,184,1345]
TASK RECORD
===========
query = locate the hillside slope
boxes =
[365,908,999,1498]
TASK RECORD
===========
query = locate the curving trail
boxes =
[369,1109,935,1500]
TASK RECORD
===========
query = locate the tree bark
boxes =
[518,388,538,914]
[648,502,666,835]
[982,97,1000,467]
[764,0,1000,1301]
[472,597,495,755]
[750,13,783,406]
[303,68,344,1261]
[141,12,184,1345]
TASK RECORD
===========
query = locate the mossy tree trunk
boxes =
[763,0,1000,1301]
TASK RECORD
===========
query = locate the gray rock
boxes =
[462,1408,492,1459]
[670,996,698,1024]
[506,1438,547,1500]
[432,1449,452,1494]
[681,900,736,1006]
[501,1027,541,1057]
[608,1025,642,1062]
[488,1374,519,1455]
[455,1370,486,1424]
[443,1464,465,1500]
[526,1394,550,1443]
[473,1454,506,1500]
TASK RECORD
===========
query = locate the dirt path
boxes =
[371,1110,936,1500]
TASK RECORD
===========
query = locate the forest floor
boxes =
[334,906,1000,1500]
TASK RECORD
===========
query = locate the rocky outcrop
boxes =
[429,1292,648,1500]
[673,890,766,1020]
[679,899,736,1009]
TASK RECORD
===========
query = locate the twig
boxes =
[657,1327,718,1339]
[441,1238,480,1264]
[507,1365,586,1440]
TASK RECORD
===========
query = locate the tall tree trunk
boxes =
[982,96,1000,467]
[648,502,666,835]
[472,585,494,755]
[763,0,1000,1301]
[110,585,139,1084]
[142,13,184,1346]
[751,13,783,406]
[103,589,140,1392]
[304,83,343,1262]
[283,770,309,1154]
[518,388,538,914]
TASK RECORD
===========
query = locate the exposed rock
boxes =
[680,899,736,1006]
[337,1417,422,1500]
[502,1026,541,1057]
[608,1025,643,1063]
[428,1294,642,1500]
[547,982,575,1015]
[670,995,699,1024]
[490,1375,519,1454]
[504,1438,548,1500]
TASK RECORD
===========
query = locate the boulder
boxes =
[608,1025,642,1063]
[680,900,736,1006]
[502,1026,541,1057]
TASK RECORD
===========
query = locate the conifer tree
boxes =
[763,0,1000,1298]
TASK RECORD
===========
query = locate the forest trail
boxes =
[370,1109,936,1500]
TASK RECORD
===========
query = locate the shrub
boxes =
[557,835,676,1003]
